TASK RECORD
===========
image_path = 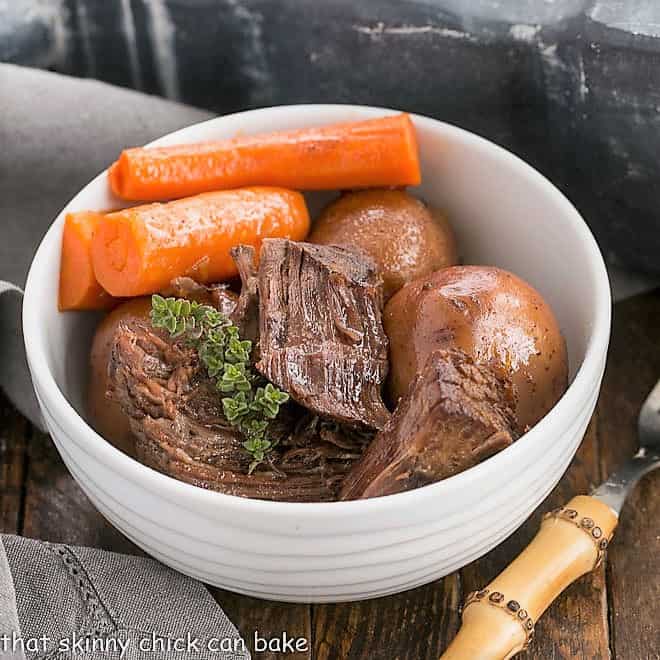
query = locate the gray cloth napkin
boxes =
[0,65,247,659]
[0,535,249,659]
[0,538,23,660]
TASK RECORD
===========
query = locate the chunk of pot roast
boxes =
[256,239,390,430]
[340,349,517,499]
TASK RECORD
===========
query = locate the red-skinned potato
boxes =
[384,266,568,431]
[309,189,457,299]
[88,297,152,454]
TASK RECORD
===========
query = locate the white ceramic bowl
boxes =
[23,105,611,603]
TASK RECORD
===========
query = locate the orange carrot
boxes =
[91,187,310,297]
[59,211,118,311]
[109,114,421,201]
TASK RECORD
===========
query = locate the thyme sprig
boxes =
[151,295,289,473]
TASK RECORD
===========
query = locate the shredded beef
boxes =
[256,239,390,430]
[339,349,517,500]
[108,319,371,502]
[161,276,238,315]
[229,245,260,346]
[106,243,514,503]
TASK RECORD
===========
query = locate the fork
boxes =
[441,380,660,659]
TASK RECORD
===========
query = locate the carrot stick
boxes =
[59,211,119,311]
[91,187,310,297]
[109,114,421,201]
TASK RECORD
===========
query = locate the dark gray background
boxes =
[2,0,660,273]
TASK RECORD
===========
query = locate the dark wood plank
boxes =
[21,429,137,553]
[597,290,660,660]
[214,589,311,660]
[0,394,28,535]
[458,416,612,659]
[312,574,461,660]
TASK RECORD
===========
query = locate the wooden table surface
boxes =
[1,290,659,659]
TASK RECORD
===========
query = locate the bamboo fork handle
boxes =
[440,495,618,660]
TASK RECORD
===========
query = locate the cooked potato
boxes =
[88,297,152,454]
[384,266,568,431]
[309,189,457,299]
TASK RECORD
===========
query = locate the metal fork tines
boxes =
[592,378,660,514]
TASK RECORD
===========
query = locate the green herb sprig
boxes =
[151,295,289,473]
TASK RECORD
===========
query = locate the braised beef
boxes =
[256,239,391,430]
[340,349,517,500]
[229,245,260,345]
[106,240,518,503]
[161,276,238,316]
[108,319,371,501]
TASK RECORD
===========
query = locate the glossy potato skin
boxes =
[309,189,458,299]
[88,297,152,455]
[384,266,568,431]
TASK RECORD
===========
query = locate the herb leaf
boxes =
[150,295,289,471]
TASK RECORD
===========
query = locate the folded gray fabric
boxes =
[0,535,249,660]
[0,538,23,660]
[0,63,211,427]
